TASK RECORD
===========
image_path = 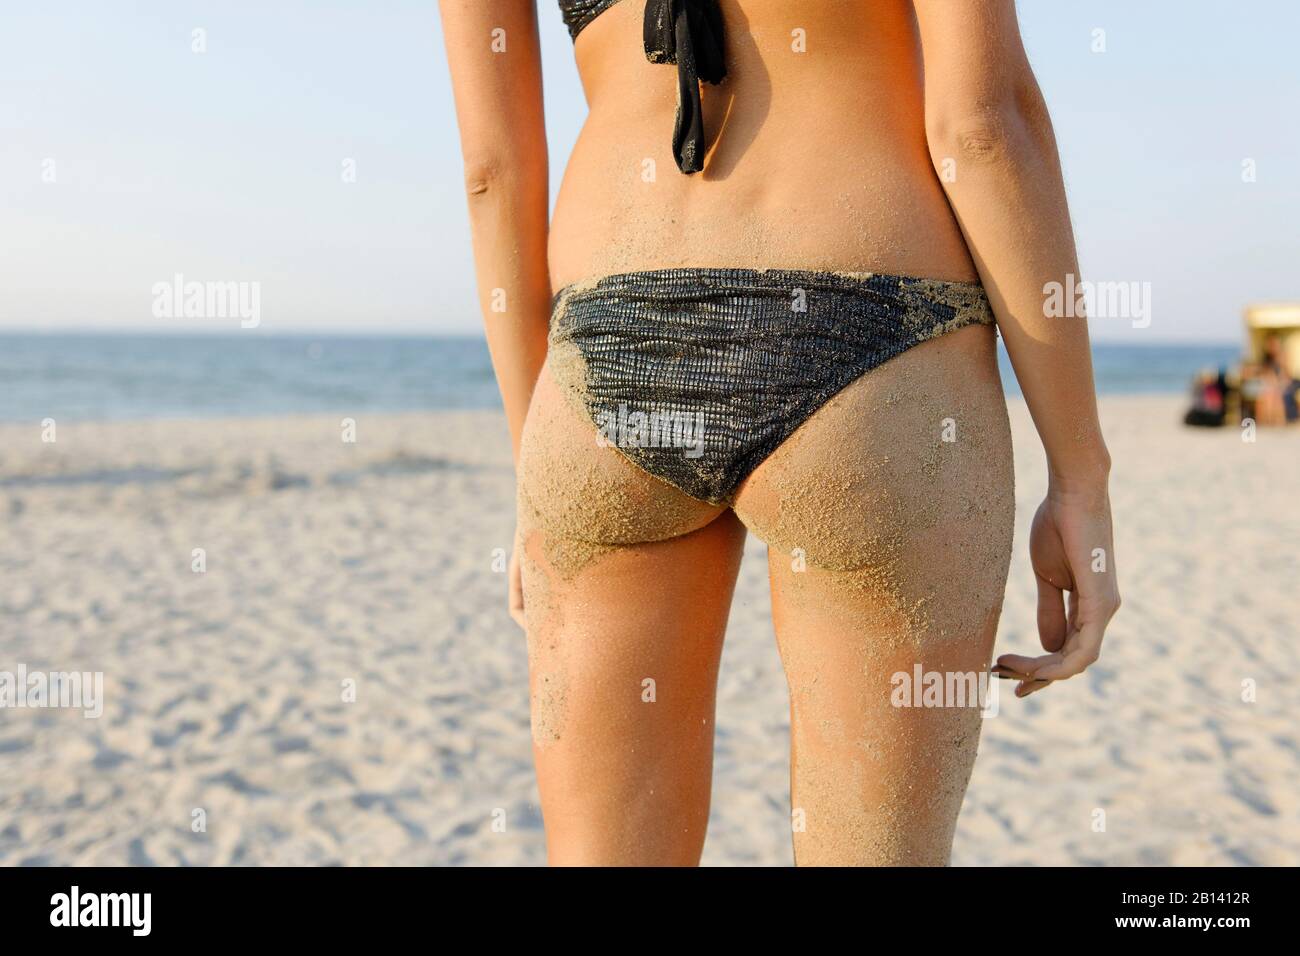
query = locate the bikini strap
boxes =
[643,0,727,174]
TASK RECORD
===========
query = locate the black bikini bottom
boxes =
[548,268,995,505]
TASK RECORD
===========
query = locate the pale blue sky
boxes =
[2,1,1296,341]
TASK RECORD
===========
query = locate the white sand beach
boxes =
[1,396,1297,866]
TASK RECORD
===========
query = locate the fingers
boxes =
[1035,572,1068,652]
[997,639,1094,683]
[994,603,1106,700]
[1030,618,1104,683]
[1033,577,1117,682]
[508,549,525,631]
[1016,678,1051,698]
[991,658,1052,698]
[997,605,1105,692]
[992,655,1038,680]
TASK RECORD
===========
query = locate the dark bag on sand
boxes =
[1184,407,1225,427]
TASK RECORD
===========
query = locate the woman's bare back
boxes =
[549,0,979,287]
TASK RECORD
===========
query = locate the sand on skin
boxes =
[0,396,1297,865]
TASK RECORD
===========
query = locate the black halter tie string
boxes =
[643,0,726,174]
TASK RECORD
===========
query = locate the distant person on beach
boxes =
[441,0,1120,865]
[1184,366,1228,427]
[1255,334,1298,425]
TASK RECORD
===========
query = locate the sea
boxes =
[0,334,1238,423]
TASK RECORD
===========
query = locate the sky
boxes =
[1,0,1296,342]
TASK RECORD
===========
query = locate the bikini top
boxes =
[558,0,727,174]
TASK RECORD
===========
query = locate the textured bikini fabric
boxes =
[557,0,726,174]
[550,269,996,505]
[558,0,621,39]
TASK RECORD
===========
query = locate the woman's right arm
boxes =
[912,0,1120,695]
[441,1,552,627]
[440,0,551,465]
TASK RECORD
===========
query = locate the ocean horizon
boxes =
[0,333,1239,423]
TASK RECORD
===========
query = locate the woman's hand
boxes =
[508,532,526,631]
[994,481,1120,698]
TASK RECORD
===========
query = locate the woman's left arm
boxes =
[440,0,551,463]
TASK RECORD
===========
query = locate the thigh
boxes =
[517,361,745,865]
[733,324,1015,865]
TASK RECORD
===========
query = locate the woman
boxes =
[441,0,1120,866]
[1255,334,1297,425]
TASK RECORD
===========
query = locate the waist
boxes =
[549,114,979,289]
